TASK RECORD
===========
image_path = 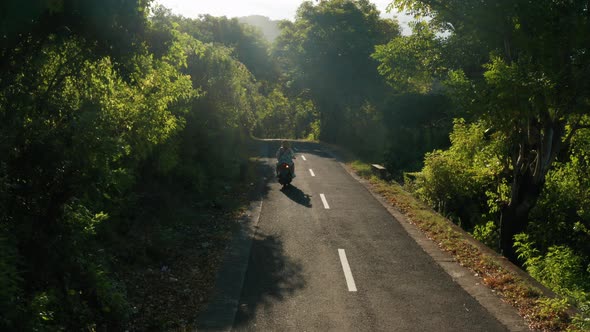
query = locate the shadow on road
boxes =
[280,185,312,208]
[197,140,328,330]
[233,233,306,328]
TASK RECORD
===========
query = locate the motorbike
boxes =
[277,162,293,186]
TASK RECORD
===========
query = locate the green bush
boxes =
[528,129,590,261]
[472,221,500,251]
[408,119,507,230]
[515,233,590,327]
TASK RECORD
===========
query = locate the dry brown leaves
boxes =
[122,211,236,331]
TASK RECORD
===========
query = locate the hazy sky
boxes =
[154,0,411,23]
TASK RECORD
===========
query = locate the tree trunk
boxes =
[500,204,529,263]
[499,116,568,264]
[500,169,544,264]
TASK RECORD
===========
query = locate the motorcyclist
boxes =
[276,140,296,178]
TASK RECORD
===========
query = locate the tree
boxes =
[253,88,319,139]
[273,0,400,143]
[0,0,152,79]
[171,13,279,83]
[372,22,454,173]
[373,21,443,94]
[0,3,267,328]
[391,0,590,261]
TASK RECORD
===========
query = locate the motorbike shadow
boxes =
[279,184,312,208]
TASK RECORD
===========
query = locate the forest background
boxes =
[1,0,589,330]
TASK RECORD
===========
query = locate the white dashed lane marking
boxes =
[338,249,357,292]
[320,193,330,209]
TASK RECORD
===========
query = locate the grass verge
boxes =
[349,160,582,332]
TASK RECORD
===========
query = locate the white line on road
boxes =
[320,193,330,209]
[301,155,307,161]
[338,249,357,292]
[309,169,315,177]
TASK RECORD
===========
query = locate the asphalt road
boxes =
[215,140,514,331]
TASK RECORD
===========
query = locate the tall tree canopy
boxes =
[171,12,279,82]
[0,2,278,329]
[390,0,590,261]
[274,0,400,143]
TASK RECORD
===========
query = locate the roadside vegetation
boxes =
[350,161,586,331]
[0,2,310,330]
[1,0,589,330]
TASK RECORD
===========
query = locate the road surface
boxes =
[200,140,524,331]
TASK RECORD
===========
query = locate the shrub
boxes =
[515,233,590,327]
[408,118,508,231]
[472,221,500,251]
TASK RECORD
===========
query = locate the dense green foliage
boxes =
[272,0,401,157]
[381,93,452,175]
[0,1,317,329]
[408,119,507,231]
[371,21,454,175]
[379,0,590,323]
[3,0,590,328]
[171,11,278,83]
[253,89,319,140]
